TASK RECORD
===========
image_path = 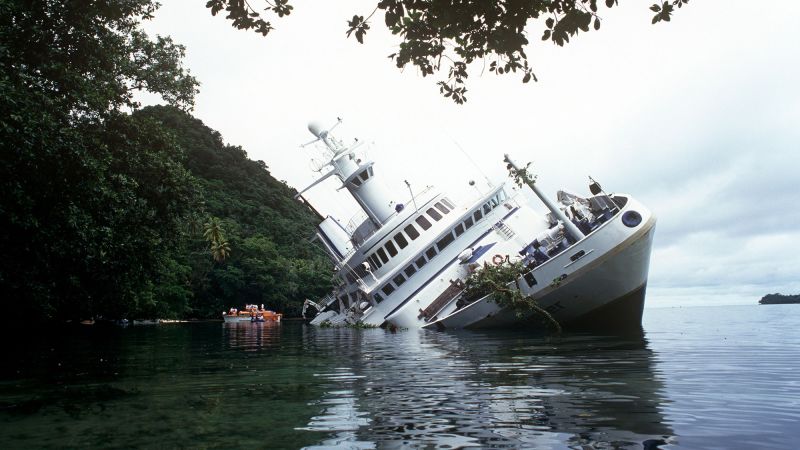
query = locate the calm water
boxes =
[1,305,798,449]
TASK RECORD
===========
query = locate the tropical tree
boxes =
[203,217,226,246]
[0,1,333,322]
[211,240,232,263]
[207,0,689,103]
[0,0,198,321]
[203,217,232,262]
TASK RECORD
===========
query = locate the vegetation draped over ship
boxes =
[0,1,331,323]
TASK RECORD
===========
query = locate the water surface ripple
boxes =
[1,304,798,448]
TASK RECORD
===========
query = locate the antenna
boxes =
[449,136,493,188]
[404,180,418,211]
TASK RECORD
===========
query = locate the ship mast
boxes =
[504,154,585,242]
[295,120,396,227]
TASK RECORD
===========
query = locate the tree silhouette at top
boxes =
[206,0,689,103]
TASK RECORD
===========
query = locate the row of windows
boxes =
[365,198,455,271]
[372,191,508,303]
[342,197,454,285]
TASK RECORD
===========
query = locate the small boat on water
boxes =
[223,304,282,323]
[298,120,656,331]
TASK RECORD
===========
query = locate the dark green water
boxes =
[1,305,798,449]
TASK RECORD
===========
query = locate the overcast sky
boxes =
[141,1,800,307]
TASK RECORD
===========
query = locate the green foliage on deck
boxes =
[463,261,562,333]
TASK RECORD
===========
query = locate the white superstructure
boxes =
[297,121,656,331]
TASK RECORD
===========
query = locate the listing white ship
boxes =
[298,120,656,331]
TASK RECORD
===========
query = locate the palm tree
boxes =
[203,217,231,262]
[203,217,224,244]
[211,240,231,263]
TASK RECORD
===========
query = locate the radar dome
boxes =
[308,121,326,138]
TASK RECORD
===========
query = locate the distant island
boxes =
[759,294,800,305]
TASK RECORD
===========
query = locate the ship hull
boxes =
[424,214,656,331]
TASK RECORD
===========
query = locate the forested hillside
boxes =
[139,106,333,319]
[0,1,331,323]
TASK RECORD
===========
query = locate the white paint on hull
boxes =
[418,196,656,330]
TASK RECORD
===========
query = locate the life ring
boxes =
[492,254,506,265]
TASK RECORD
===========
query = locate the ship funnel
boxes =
[308,121,327,139]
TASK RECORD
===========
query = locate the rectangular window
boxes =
[427,207,443,221]
[404,265,417,278]
[523,271,538,287]
[351,177,362,187]
[442,198,455,210]
[454,223,465,236]
[570,250,586,262]
[437,232,455,251]
[483,203,491,214]
[359,170,369,181]
[474,210,483,222]
[416,215,432,230]
[373,293,384,303]
[393,273,406,286]
[404,224,420,240]
[381,284,396,296]
[394,232,408,249]
[385,240,398,257]
[415,256,427,268]
[369,254,382,269]
[425,247,437,260]
[464,217,474,229]
[434,201,450,214]
[377,248,389,264]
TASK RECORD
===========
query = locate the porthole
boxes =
[622,210,642,228]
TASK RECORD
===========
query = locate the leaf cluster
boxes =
[650,0,689,24]
[506,161,536,188]
[206,0,293,36]
[208,1,688,104]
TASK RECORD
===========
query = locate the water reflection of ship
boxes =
[301,329,673,448]
[222,321,281,352]
[444,330,675,448]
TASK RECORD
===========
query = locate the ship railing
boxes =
[345,210,369,235]
[317,292,337,308]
